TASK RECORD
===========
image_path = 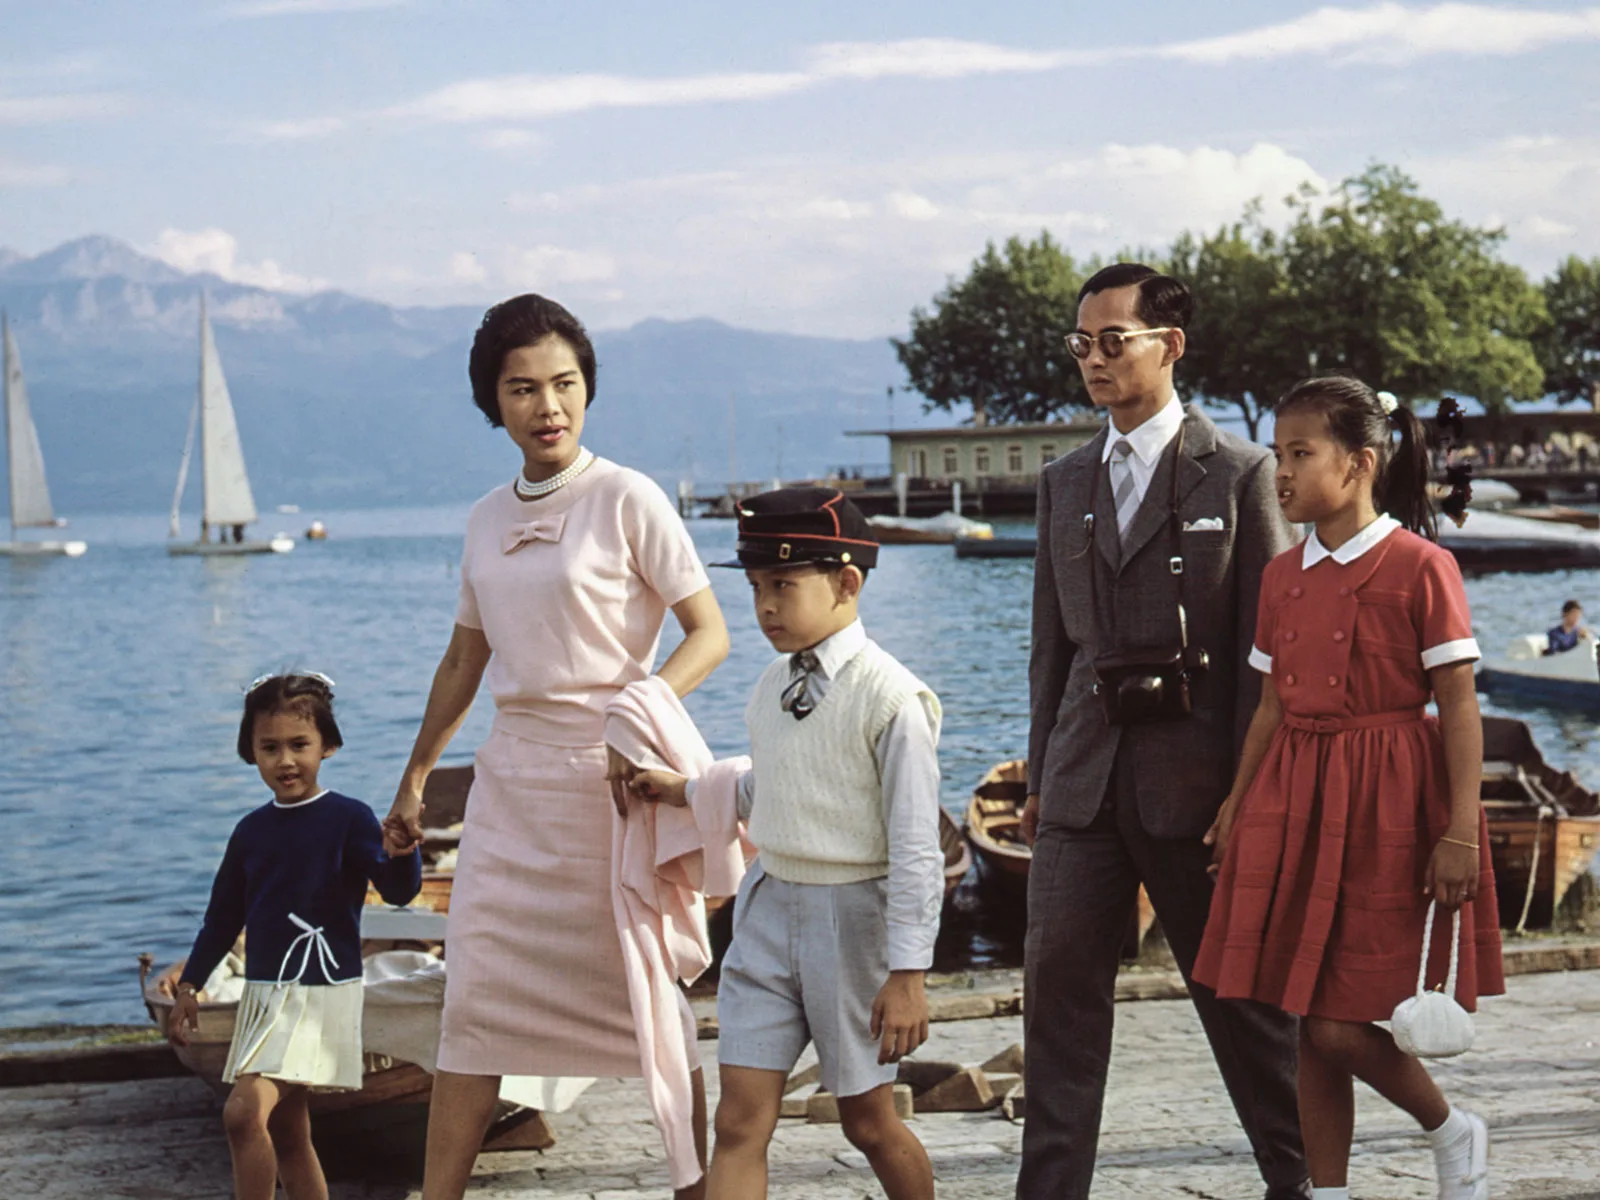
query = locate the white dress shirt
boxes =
[726,620,945,972]
[1099,396,1184,518]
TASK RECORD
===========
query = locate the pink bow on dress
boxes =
[501,515,566,554]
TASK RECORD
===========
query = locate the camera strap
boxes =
[1086,419,1190,651]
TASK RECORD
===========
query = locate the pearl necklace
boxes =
[515,448,596,500]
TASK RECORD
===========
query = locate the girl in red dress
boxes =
[1193,376,1503,1200]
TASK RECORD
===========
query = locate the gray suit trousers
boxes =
[1018,737,1307,1199]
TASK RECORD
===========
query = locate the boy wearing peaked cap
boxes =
[632,487,943,1200]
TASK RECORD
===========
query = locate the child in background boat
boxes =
[1193,378,1505,1200]
[630,488,944,1200]
[1545,599,1591,655]
[168,673,421,1200]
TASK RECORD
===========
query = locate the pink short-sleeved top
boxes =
[456,457,710,746]
[1247,515,1479,716]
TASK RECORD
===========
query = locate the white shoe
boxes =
[1436,1109,1488,1200]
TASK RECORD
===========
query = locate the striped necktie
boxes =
[780,649,821,720]
[1109,438,1139,540]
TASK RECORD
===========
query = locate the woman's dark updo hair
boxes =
[237,673,343,764]
[468,294,598,428]
[1275,375,1437,540]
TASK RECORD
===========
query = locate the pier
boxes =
[6,954,1599,1198]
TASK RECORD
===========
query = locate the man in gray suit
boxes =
[1018,264,1308,1199]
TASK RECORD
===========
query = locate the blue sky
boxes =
[3,0,1597,336]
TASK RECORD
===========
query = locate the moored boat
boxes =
[1477,634,1600,713]
[938,807,973,898]
[869,511,995,544]
[1482,716,1600,931]
[2,315,86,557]
[964,760,1157,951]
[167,298,294,557]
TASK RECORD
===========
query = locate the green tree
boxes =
[1275,166,1547,411]
[1539,255,1600,408]
[893,232,1090,425]
[1166,206,1302,440]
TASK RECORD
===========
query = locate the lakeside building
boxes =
[846,420,1103,491]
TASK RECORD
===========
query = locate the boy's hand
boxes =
[168,990,199,1048]
[1020,794,1040,846]
[870,971,929,1064]
[629,769,689,807]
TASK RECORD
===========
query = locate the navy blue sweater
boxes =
[180,790,422,988]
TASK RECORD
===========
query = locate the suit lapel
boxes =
[1118,407,1211,570]
[1087,432,1121,572]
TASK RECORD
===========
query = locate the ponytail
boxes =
[1379,403,1436,540]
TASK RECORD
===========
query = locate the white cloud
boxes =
[392,70,811,123]
[241,116,347,141]
[1525,216,1578,240]
[504,245,617,286]
[152,228,329,293]
[0,158,71,187]
[1163,3,1600,65]
[221,0,405,17]
[888,192,940,221]
[386,6,1600,127]
[475,127,544,152]
[449,252,489,284]
[0,92,126,125]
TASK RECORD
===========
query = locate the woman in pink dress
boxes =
[384,295,730,1200]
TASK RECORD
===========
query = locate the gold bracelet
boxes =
[1439,835,1479,851]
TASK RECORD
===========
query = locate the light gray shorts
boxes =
[716,863,897,1098]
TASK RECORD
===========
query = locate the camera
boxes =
[1091,646,1210,725]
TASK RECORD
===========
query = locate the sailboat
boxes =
[167,299,293,557]
[2,314,86,558]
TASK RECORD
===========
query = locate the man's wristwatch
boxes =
[176,981,199,997]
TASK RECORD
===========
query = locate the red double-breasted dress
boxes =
[1194,517,1505,1022]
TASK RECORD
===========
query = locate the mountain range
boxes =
[0,237,926,515]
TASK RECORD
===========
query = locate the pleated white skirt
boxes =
[223,978,364,1092]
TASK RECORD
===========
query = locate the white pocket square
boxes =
[1182,517,1225,532]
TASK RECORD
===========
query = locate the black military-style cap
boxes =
[712,486,880,570]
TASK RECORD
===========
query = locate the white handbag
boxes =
[1390,900,1475,1058]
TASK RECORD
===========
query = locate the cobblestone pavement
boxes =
[3,969,1597,1199]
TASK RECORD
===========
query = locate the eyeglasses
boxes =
[1066,327,1177,361]
[246,671,337,694]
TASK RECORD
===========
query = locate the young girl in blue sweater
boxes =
[169,674,421,1200]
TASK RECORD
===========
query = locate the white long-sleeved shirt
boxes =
[707,620,945,971]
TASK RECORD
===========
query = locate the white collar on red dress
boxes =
[1301,514,1400,570]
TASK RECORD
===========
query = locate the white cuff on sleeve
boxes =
[1247,644,1273,674]
[1420,637,1480,670]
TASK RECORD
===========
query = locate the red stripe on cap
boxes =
[820,490,844,537]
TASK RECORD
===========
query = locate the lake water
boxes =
[3,505,1598,1029]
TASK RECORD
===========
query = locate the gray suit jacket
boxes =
[1027,404,1295,838]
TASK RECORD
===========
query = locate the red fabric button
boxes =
[1332,630,1346,642]
[1290,586,1304,598]
[1339,586,1351,597]
[1285,673,1297,686]
[1327,675,1340,686]
[1285,630,1298,642]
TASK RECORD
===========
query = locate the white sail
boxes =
[198,302,258,529]
[4,315,59,530]
[168,393,199,538]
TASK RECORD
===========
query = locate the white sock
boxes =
[1312,1189,1350,1200]
[1425,1106,1471,1154]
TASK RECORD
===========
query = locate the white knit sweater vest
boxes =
[744,638,934,884]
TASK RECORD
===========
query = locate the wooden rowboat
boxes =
[1482,716,1600,931]
[964,760,1157,953]
[939,807,973,899]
